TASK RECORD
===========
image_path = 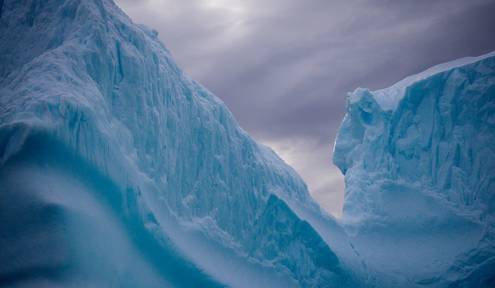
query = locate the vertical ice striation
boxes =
[4,0,493,286]
[334,51,495,286]
[0,0,353,287]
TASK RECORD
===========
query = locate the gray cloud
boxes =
[116,0,495,216]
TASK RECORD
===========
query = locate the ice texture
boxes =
[334,51,495,286]
[2,0,494,287]
[0,0,353,287]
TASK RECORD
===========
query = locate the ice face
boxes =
[2,0,494,287]
[0,0,353,287]
[334,51,495,286]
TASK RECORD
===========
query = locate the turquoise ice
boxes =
[1,0,494,287]
[334,51,495,287]
[0,0,351,287]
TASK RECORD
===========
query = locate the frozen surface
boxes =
[334,51,495,286]
[2,0,494,287]
[0,0,354,287]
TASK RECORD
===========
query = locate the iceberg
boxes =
[1,0,494,287]
[334,51,495,286]
[0,0,353,287]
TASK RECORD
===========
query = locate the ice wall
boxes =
[0,0,353,286]
[4,0,492,286]
[334,51,495,286]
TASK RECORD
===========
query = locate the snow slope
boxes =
[0,0,354,287]
[334,51,495,287]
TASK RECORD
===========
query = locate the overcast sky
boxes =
[116,0,495,216]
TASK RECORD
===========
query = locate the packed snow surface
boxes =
[1,0,495,287]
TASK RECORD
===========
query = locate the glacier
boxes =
[334,51,495,287]
[1,0,495,287]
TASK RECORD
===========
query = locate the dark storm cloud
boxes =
[116,0,495,215]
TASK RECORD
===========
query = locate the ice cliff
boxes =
[2,0,495,287]
[334,51,495,287]
[0,0,353,287]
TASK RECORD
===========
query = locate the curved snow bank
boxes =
[0,0,352,286]
[334,52,495,286]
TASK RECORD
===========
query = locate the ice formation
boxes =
[0,0,353,287]
[1,0,494,287]
[334,51,495,286]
